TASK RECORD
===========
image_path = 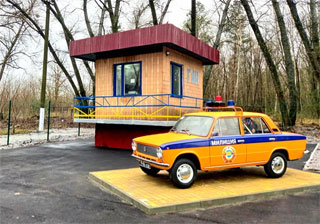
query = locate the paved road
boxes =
[0,139,319,224]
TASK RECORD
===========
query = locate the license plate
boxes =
[139,161,151,169]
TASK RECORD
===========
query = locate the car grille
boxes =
[137,144,157,157]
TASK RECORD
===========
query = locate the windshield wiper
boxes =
[180,129,191,135]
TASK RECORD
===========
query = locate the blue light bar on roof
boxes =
[227,100,235,106]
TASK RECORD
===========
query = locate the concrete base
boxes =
[89,167,320,214]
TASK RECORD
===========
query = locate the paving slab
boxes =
[89,167,320,214]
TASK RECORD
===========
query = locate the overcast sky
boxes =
[5,0,219,83]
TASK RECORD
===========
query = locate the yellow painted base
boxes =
[89,167,320,214]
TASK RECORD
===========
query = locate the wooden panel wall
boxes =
[94,46,203,121]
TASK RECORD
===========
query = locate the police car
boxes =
[131,98,307,188]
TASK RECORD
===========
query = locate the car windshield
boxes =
[171,116,214,137]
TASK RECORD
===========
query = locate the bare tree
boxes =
[130,1,150,29]
[203,0,231,95]
[241,0,290,127]
[96,0,123,33]
[286,0,320,84]
[148,0,173,25]
[83,0,95,37]
[0,22,25,82]
[271,0,297,125]
[6,0,81,97]
[0,0,34,82]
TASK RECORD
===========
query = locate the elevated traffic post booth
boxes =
[70,24,219,149]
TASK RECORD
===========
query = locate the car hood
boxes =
[134,132,206,149]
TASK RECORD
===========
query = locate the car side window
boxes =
[213,117,240,136]
[242,117,271,134]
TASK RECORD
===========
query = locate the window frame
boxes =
[113,61,142,97]
[170,61,183,98]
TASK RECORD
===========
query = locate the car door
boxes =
[241,116,274,163]
[209,117,246,168]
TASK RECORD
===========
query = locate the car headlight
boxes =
[156,147,162,159]
[132,141,137,151]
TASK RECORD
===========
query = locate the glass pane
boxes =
[260,119,271,133]
[242,117,261,134]
[172,116,214,137]
[124,63,140,95]
[172,64,181,95]
[217,118,240,136]
[115,65,122,96]
[243,117,271,134]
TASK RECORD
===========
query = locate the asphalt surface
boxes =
[0,139,319,224]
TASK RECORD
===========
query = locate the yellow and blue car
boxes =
[131,104,307,188]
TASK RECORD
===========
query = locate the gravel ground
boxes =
[0,128,95,150]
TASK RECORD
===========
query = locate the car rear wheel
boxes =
[170,159,197,188]
[140,166,160,176]
[264,152,287,178]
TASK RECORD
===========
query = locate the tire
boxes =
[140,166,160,176]
[170,159,197,189]
[264,152,287,178]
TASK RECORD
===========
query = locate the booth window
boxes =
[114,62,141,96]
[171,62,183,97]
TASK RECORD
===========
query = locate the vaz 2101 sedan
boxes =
[132,107,306,188]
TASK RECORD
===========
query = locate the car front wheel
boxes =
[170,159,197,188]
[264,152,287,178]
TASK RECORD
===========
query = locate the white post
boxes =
[39,107,45,132]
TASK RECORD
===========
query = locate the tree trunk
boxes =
[159,0,172,24]
[83,0,94,37]
[191,0,196,36]
[149,0,158,25]
[271,0,297,126]
[286,0,320,84]
[98,0,107,35]
[241,0,290,128]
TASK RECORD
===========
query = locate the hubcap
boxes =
[271,156,285,174]
[176,164,193,184]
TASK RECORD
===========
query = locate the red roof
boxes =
[69,24,219,65]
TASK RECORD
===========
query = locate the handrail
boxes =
[73,94,206,109]
[73,94,207,120]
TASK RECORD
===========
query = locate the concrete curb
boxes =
[88,172,320,215]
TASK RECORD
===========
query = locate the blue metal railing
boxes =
[73,94,207,120]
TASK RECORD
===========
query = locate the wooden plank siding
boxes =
[95,46,203,121]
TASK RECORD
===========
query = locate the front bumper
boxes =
[131,154,170,167]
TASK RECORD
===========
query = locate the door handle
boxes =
[269,138,276,141]
[238,139,245,143]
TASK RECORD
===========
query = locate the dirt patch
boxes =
[292,124,320,144]
[0,128,95,150]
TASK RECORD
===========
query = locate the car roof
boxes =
[185,111,267,118]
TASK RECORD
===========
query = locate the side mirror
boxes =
[211,132,219,138]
